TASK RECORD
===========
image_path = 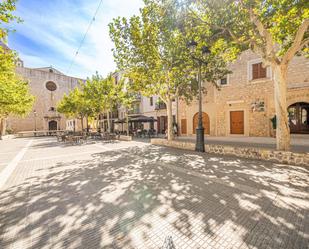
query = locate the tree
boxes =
[57,87,92,132]
[0,0,21,41]
[0,47,35,137]
[82,73,120,132]
[188,0,309,150]
[109,0,229,141]
[117,77,136,135]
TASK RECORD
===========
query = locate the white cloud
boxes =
[11,0,144,79]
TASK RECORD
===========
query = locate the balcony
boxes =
[100,111,119,120]
[128,107,141,115]
[155,102,166,110]
[130,93,141,102]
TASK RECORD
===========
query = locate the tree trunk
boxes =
[86,115,89,132]
[97,115,100,132]
[0,118,6,139]
[166,98,174,141]
[272,63,290,151]
[176,95,179,136]
[107,111,111,133]
[81,116,84,131]
[126,109,129,135]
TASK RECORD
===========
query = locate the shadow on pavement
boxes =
[0,144,308,248]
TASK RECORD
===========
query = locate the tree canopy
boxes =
[187,0,308,150]
[0,47,35,136]
[0,0,21,41]
[109,0,230,140]
[57,73,127,132]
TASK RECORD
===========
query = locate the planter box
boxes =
[119,135,132,141]
[151,138,309,167]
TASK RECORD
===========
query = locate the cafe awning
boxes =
[113,115,157,123]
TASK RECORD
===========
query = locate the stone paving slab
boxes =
[0,137,308,249]
[0,138,32,173]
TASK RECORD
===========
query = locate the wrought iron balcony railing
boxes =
[155,102,167,110]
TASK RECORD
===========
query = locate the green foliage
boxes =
[0,0,22,41]
[109,0,230,104]
[109,0,192,103]
[188,0,309,62]
[58,72,125,119]
[57,87,92,119]
[0,47,34,118]
[82,72,120,115]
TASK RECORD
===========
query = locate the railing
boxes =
[155,102,167,110]
[128,108,141,115]
[100,111,119,119]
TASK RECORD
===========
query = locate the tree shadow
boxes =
[0,143,308,249]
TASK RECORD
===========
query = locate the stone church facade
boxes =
[7,62,84,133]
[178,50,309,137]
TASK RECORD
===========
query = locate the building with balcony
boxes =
[112,72,177,134]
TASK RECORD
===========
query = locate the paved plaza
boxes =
[0,138,308,249]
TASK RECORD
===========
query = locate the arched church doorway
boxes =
[48,120,58,131]
[288,102,309,133]
[193,112,210,134]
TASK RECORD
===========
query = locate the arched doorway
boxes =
[193,112,210,134]
[288,102,309,133]
[48,120,58,131]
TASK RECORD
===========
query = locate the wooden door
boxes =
[181,119,187,135]
[164,116,168,132]
[230,111,244,134]
[193,112,210,134]
[48,120,58,131]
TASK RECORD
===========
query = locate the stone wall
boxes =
[7,66,84,133]
[178,50,309,138]
[151,138,309,167]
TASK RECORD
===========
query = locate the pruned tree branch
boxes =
[282,19,309,64]
[248,8,274,60]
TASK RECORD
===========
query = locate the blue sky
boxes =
[8,0,143,79]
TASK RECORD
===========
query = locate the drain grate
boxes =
[161,236,176,249]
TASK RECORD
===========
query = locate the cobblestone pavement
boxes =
[0,137,308,249]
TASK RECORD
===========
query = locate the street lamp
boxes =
[33,110,37,136]
[187,40,211,152]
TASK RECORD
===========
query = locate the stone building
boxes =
[178,50,309,137]
[7,63,84,133]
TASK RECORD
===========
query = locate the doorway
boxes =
[288,102,309,133]
[193,112,210,134]
[48,120,58,131]
[230,111,244,134]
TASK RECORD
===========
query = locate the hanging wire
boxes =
[67,0,103,74]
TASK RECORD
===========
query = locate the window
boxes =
[49,107,56,112]
[220,77,228,85]
[217,75,229,86]
[49,69,54,73]
[150,97,153,106]
[252,63,266,80]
